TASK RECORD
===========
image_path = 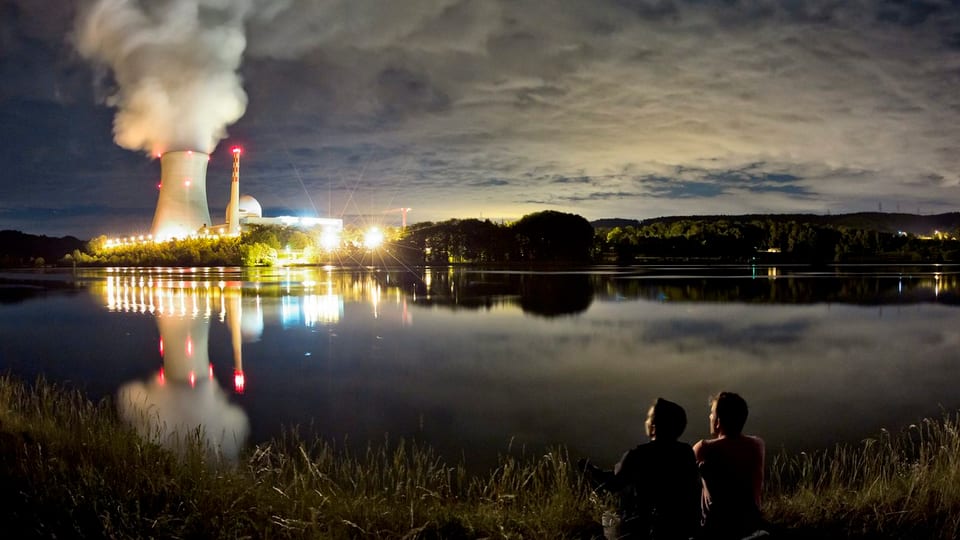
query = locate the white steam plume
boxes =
[76,0,252,155]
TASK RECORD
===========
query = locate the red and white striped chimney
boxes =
[227,147,241,236]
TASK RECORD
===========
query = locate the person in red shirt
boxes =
[693,392,766,539]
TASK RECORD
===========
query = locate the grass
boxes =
[2,376,959,539]
[765,416,960,539]
[0,376,602,538]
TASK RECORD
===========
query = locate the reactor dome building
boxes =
[238,195,262,219]
[223,195,262,227]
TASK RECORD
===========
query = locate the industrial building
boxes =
[148,146,342,243]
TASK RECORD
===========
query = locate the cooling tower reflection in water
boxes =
[96,267,353,458]
[103,275,249,459]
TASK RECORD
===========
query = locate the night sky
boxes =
[2,0,959,239]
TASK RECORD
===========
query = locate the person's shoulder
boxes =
[693,437,718,458]
[669,439,694,452]
[746,434,765,452]
[673,440,696,461]
[695,436,721,448]
[616,441,655,472]
[740,434,763,446]
[653,439,694,453]
[622,441,653,460]
[632,440,658,453]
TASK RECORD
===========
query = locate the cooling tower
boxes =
[151,151,212,240]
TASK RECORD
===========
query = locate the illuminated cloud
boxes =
[1,0,959,235]
[233,0,960,221]
[75,0,252,155]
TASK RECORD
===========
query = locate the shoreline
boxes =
[1,376,958,539]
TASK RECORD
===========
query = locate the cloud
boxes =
[75,0,253,155]
[555,191,643,202]
[0,1,88,104]
[641,317,811,349]
[642,176,727,199]
[471,178,509,187]
[4,0,960,235]
[551,176,593,184]
[375,67,451,121]
[234,0,960,219]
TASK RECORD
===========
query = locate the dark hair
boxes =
[713,392,748,436]
[650,398,687,440]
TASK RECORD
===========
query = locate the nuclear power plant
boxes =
[143,147,343,244]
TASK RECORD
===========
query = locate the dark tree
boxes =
[511,211,594,262]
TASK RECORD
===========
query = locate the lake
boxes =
[0,264,958,470]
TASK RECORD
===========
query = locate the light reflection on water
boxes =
[0,265,958,469]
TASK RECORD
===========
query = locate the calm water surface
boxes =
[0,265,958,469]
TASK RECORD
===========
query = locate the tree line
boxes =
[391,210,595,265]
[595,217,960,264]
[54,210,594,267]
[0,230,86,268]
[3,211,958,268]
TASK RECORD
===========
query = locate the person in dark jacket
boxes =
[581,398,701,540]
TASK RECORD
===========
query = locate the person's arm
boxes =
[752,437,765,507]
[603,449,637,492]
[580,459,614,490]
[692,439,706,463]
[684,445,704,529]
[685,444,701,485]
[582,449,637,492]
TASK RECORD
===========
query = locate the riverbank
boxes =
[1,377,958,539]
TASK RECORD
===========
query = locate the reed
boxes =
[3,375,959,538]
[765,414,960,539]
[0,376,600,539]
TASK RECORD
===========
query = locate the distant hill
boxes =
[591,218,641,229]
[592,212,960,235]
[0,230,87,266]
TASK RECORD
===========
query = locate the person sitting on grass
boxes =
[693,392,767,540]
[580,398,701,540]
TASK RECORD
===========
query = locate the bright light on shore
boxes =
[321,230,340,251]
[364,227,384,249]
